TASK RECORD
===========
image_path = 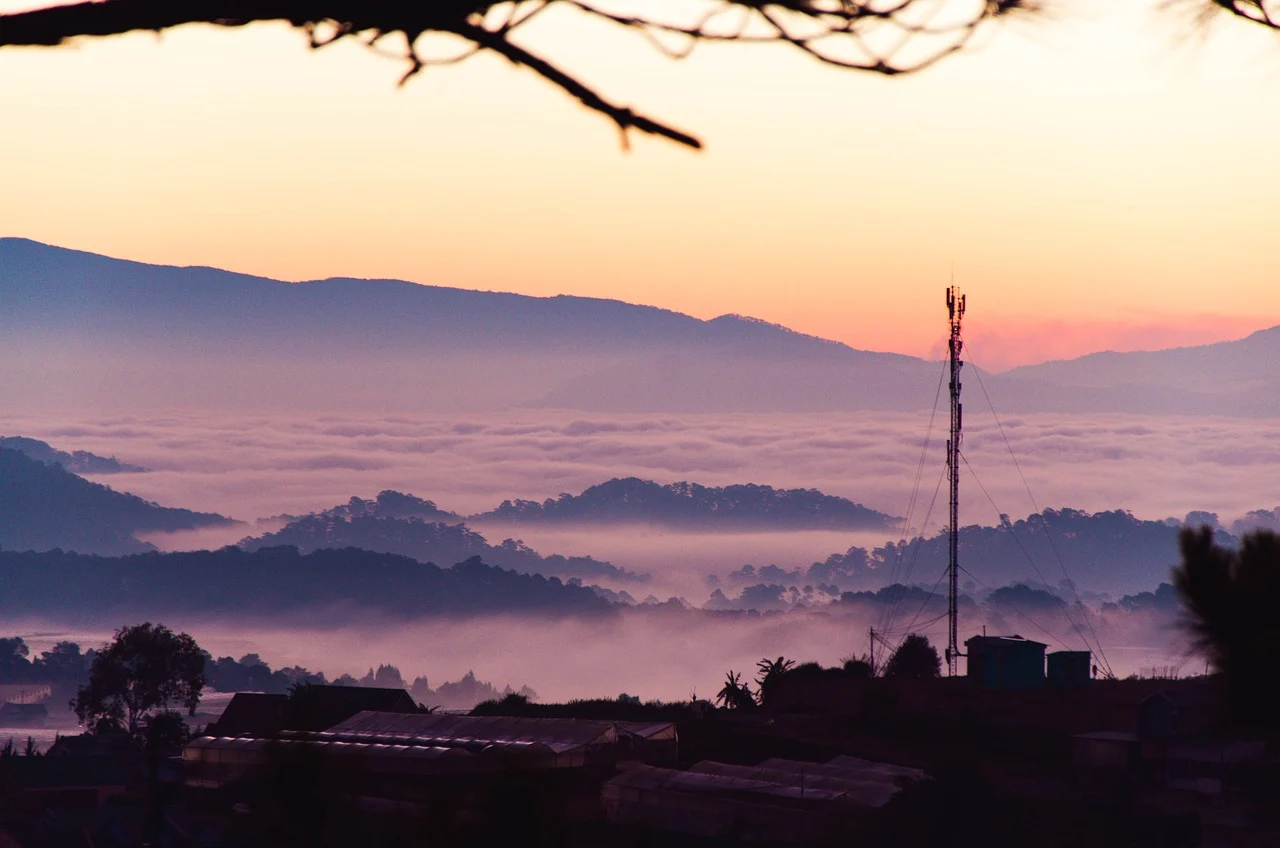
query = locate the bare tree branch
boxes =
[4,1,1273,149]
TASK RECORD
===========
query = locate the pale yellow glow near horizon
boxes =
[2,1,1278,368]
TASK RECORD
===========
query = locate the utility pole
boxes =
[868,626,876,675]
[945,285,966,677]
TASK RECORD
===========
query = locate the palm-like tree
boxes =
[716,671,756,710]
[754,656,796,707]
[1171,526,1280,725]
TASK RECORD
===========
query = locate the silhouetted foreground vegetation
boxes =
[1173,526,1280,727]
[0,548,614,620]
[0,447,232,555]
[476,477,897,530]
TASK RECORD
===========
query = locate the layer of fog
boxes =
[3,409,1276,531]
[14,601,1194,705]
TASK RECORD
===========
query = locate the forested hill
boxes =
[317,490,458,522]
[796,508,1235,596]
[0,435,146,473]
[473,478,897,530]
[0,547,613,621]
[239,513,642,583]
[0,448,232,556]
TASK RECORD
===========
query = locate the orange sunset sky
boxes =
[2,0,1277,369]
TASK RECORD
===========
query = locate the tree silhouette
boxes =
[1171,526,1280,726]
[72,622,206,736]
[715,670,756,710]
[754,655,795,707]
[7,1,1265,151]
[883,633,941,679]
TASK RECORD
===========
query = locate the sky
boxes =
[2,0,1279,368]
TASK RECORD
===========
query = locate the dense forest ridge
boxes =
[0,435,147,474]
[471,477,898,530]
[0,447,233,556]
[710,507,1261,599]
[240,512,641,583]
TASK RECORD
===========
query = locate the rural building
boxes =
[965,635,1047,689]
[601,755,924,842]
[183,711,678,789]
[1047,651,1093,686]
[205,685,420,737]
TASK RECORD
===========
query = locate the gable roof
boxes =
[205,693,287,738]
[208,686,420,737]
[326,712,618,754]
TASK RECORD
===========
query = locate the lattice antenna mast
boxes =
[945,285,966,677]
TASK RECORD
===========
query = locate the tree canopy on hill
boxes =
[0,447,231,556]
[0,547,614,621]
[476,477,896,530]
[794,508,1238,595]
[241,512,640,582]
[0,436,146,474]
[317,491,458,522]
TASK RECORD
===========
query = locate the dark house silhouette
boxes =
[1047,650,1093,687]
[965,635,1047,690]
[206,686,419,737]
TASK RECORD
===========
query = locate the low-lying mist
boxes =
[15,598,1193,706]
[3,408,1275,531]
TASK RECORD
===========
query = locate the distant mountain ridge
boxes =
[239,511,643,583]
[0,435,146,474]
[4,237,1277,415]
[474,477,898,530]
[0,547,613,622]
[0,447,232,556]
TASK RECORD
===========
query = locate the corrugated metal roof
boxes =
[690,761,903,808]
[614,721,678,741]
[820,756,926,781]
[605,764,848,803]
[326,712,618,754]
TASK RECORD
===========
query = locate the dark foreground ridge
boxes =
[0,547,613,621]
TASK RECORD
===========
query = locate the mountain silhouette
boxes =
[474,477,898,530]
[240,500,642,583]
[0,447,232,555]
[5,237,1275,415]
[0,238,941,414]
[0,547,613,622]
[0,435,146,474]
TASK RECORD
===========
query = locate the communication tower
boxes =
[945,285,966,677]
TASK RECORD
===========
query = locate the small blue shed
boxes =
[1047,651,1093,686]
[965,635,1047,689]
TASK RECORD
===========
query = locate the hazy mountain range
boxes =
[6,237,1277,415]
[0,447,232,556]
[0,435,147,474]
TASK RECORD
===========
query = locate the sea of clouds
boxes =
[2,407,1274,529]
[2,407,1271,695]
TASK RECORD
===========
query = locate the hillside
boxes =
[0,238,944,414]
[474,478,898,530]
[239,511,642,583]
[734,508,1237,597]
[0,448,232,555]
[0,436,146,473]
[0,547,613,621]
